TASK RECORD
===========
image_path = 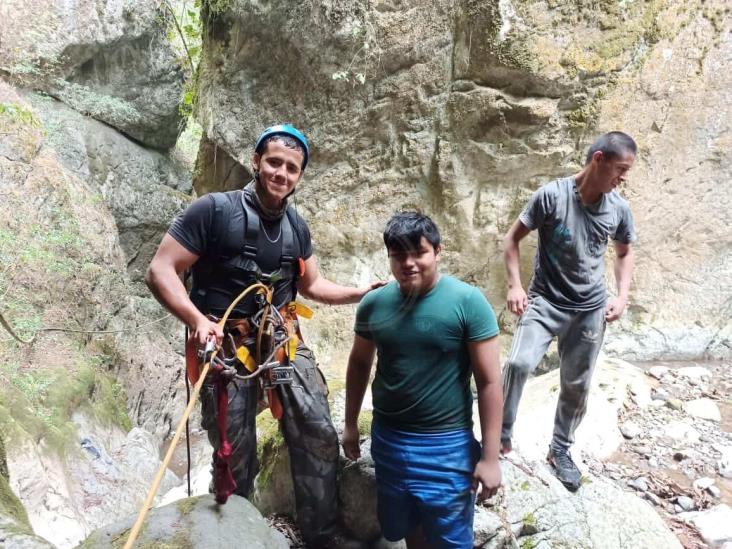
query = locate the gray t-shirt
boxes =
[520,177,636,311]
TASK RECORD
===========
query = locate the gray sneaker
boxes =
[547,447,582,492]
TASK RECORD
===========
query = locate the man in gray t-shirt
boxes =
[501,132,637,491]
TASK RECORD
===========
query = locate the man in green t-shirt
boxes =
[343,212,502,549]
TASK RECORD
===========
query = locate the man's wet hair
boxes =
[383,212,441,252]
[585,131,637,165]
[260,135,305,161]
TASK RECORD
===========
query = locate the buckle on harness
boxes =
[262,361,294,388]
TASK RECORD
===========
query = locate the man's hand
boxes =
[192,317,224,347]
[342,423,361,461]
[472,458,502,502]
[359,280,387,298]
[506,286,528,316]
[604,296,627,322]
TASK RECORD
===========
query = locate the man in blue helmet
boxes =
[146,124,378,547]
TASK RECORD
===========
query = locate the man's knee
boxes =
[504,356,537,378]
[559,376,592,405]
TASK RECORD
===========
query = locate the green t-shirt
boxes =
[355,275,499,433]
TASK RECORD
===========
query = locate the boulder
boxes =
[684,398,722,422]
[492,355,651,462]
[0,0,185,148]
[77,494,284,548]
[679,504,732,548]
[495,454,682,549]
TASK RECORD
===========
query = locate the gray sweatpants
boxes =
[201,344,339,545]
[501,294,606,451]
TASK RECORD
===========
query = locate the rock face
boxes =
[0,0,185,149]
[195,0,731,362]
[8,415,179,548]
[1,436,55,549]
[0,78,191,547]
[78,494,285,549]
[24,92,192,287]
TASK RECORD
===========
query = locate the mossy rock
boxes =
[0,472,30,529]
[77,494,279,549]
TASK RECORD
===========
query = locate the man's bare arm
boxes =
[605,242,634,322]
[469,336,503,501]
[342,334,377,460]
[297,256,382,305]
[145,234,222,345]
[503,219,532,315]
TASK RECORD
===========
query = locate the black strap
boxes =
[279,210,296,266]
[240,193,260,260]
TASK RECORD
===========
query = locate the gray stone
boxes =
[648,366,671,380]
[648,457,659,467]
[371,537,407,549]
[644,492,663,507]
[498,456,681,549]
[473,507,504,546]
[26,92,192,286]
[664,421,701,443]
[675,496,696,512]
[77,494,280,548]
[339,455,380,542]
[652,388,670,401]
[693,477,715,490]
[620,420,642,439]
[677,367,712,381]
[707,486,721,498]
[666,398,684,411]
[680,504,732,548]
[718,446,732,479]
[684,399,722,422]
[0,515,56,549]
[628,477,649,492]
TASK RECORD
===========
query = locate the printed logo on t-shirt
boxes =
[547,223,573,265]
[415,318,433,333]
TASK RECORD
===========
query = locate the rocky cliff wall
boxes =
[0,0,186,149]
[195,0,731,362]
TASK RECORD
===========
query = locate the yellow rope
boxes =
[123,283,271,549]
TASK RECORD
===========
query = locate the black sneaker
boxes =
[546,446,582,492]
[500,438,512,456]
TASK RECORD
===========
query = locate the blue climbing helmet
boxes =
[254,124,309,170]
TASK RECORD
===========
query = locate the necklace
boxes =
[260,220,282,244]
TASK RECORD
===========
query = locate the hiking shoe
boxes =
[546,447,582,492]
[500,438,513,456]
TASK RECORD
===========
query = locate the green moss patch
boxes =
[255,413,285,489]
[0,354,132,455]
[0,472,30,529]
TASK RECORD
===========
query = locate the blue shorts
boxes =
[370,419,481,549]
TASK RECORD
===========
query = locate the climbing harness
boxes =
[123,281,314,548]
[123,282,268,549]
